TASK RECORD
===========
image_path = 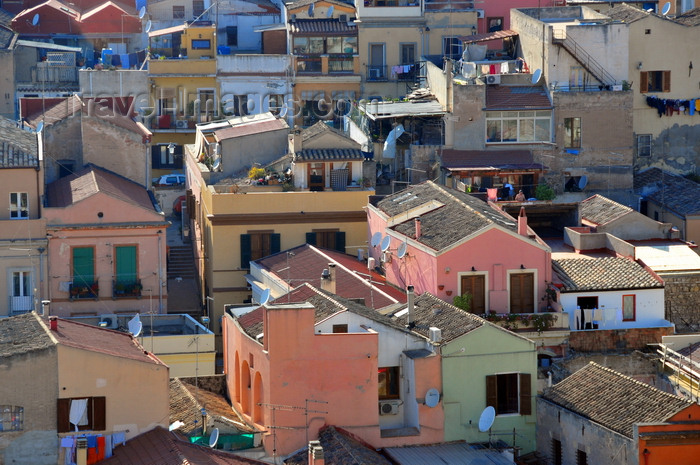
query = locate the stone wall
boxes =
[661,273,700,333]
[568,327,674,353]
[180,374,227,396]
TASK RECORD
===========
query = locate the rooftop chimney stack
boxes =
[518,206,528,236]
[308,440,325,465]
[407,285,415,329]
[320,263,336,294]
[415,218,422,239]
[49,316,58,331]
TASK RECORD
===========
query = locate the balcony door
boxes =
[10,270,33,314]
[510,272,534,313]
[369,43,385,79]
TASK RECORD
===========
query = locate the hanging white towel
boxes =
[500,61,509,74]
[69,399,88,431]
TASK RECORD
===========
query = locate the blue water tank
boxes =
[101,48,113,64]
[217,46,231,55]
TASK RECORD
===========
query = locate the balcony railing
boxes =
[34,63,78,83]
[69,282,99,301]
[367,65,388,81]
[9,296,33,315]
[112,280,143,299]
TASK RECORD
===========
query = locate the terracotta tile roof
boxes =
[46,164,157,211]
[169,379,256,436]
[542,362,692,438]
[376,181,521,251]
[0,116,40,168]
[301,120,353,142]
[286,0,354,11]
[0,312,54,358]
[605,2,650,22]
[254,244,406,308]
[26,95,83,128]
[284,425,390,465]
[289,18,357,35]
[294,148,365,161]
[214,118,288,141]
[441,149,544,171]
[457,29,519,44]
[552,257,663,292]
[485,85,552,110]
[580,194,633,226]
[635,167,700,217]
[99,426,267,464]
[674,7,700,26]
[0,8,17,50]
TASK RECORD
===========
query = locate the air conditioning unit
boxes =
[476,8,485,18]
[429,326,442,343]
[382,251,392,263]
[339,13,348,22]
[486,74,501,85]
[99,314,119,329]
[379,400,401,415]
[612,84,623,91]
[175,120,188,129]
[369,68,381,79]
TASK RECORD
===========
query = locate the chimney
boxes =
[406,285,415,328]
[292,129,302,153]
[76,437,88,465]
[320,263,336,294]
[415,217,422,239]
[308,440,324,465]
[49,316,58,331]
[518,206,528,236]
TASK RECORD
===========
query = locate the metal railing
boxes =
[112,280,143,299]
[366,65,388,81]
[552,30,616,87]
[9,296,33,315]
[69,282,99,300]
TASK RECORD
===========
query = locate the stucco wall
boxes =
[560,288,666,330]
[79,70,148,100]
[661,273,700,333]
[42,117,83,185]
[568,326,674,352]
[0,51,15,118]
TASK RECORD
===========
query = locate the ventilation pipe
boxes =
[518,206,528,236]
[407,285,415,329]
[415,218,422,240]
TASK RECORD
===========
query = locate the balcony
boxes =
[69,282,99,301]
[112,280,143,299]
[8,296,33,315]
[295,55,359,75]
[33,62,78,83]
[484,311,568,333]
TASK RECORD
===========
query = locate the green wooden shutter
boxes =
[486,375,497,409]
[270,233,281,254]
[72,247,94,285]
[519,373,532,415]
[335,232,346,252]
[306,232,317,245]
[115,246,137,284]
[240,234,252,268]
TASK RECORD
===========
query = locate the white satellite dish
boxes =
[370,231,382,247]
[397,242,407,259]
[36,121,44,133]
[478,406,496,432]
[578,175,588,190]
[139,5,147,18]
[661,1,671,14]
[380,235,391,252]
[212,157,221,172]
[531,68,542,85]
[327,5,334,17]
[128,314,142,337]
[425,388,440,408]
[209,428,219,448]
[308,3,314,16]
[145,19,152,33]
[259,288,271,305]
[31,13,40,26]
[169,420,184,431]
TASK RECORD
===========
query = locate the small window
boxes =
[622,294,636,321]
[0,406,24,431]
[268,94,285,115]
[442,37,462,60]
[306,230,346,252]
[57,397,106,433]
[637,134,652,157]
[564,117,581,148]
[193,0,204,17]
[173,5,185,19]
[226,26,238,46]
[645,29,651,34]
[577,449,588,465]
[486,373,531,415]
[234,95,249,116]
[191,39,211,50]
[10,192,28,219]
[332,324,348,333]
[240,232,280,267]
[378,366,400,399]
[640,70,671,93]
[487,17,503,32]
[249,353,254,368]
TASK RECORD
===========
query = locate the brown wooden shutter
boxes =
[57,398,71,433]
[92,397,106,431]
[519,373,531,415]
[486,375,497,409]
[640,72,648,93]
[662,71,671,92]
[473,275,485,313]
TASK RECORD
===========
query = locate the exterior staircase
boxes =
[552,31,616,88]
[167,245,196,280]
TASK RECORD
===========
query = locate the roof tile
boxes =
[635,167,700,217]
[580,194,632,226]
[552,257,663,292]
[485,85,552,110]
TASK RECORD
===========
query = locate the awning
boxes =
[148,23,187,38]
[331,90,356,100]
[300,90,326,100]
[457,29,518,44]
[360,100,445,121]
[16,40,81,52]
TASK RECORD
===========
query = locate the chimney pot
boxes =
[517,206,528,236]
[415,218,422,239]
[320,264,336,294]
[49,316,58,331]
[406,286,415,328]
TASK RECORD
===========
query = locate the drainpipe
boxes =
[158,230,163,312]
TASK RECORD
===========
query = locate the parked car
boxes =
[153,174,185,187]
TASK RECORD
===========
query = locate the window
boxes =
[640,70,670,93]
[488,17,503,32]
[637,134,652,157]
[442,37,462,60]
[460,274,485,313]
[569,66,585,90]
[332,324,348,333]
[486,373,531,415]
[234,94,249,116]
[240,232,280,267]
[10,270,33,314]
[306,230,346,252]
[191,39,211,50]
[293,37,324,55]
[72,247,95,287]
[552,439,562,465]
[115,245,137,285]
[151,144,183,169]
[10,192,28,219]
[0,406,23,431]
[173,5,185,18]
[577,449,588,465]
[622,294,636,321]
[486,111,551,143]
[564,117,581,148]
[57,397,106,433]
[510,272,534,313]
[268,94,285,115]
[226,26,238,46]
[400,43,415,65]
[368,43,385,79]
[193,0,204,17]
[327,37,358,54]
[378,367,400,399]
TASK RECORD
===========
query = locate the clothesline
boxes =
[645,95,700,117]
[60,431,127,465]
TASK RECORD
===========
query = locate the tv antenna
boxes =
[478,405,496,445]
[31,13,40,26]
[138,6,147,19]
[145,19,152,33]
[308,3,314,16]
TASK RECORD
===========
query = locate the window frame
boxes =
[57,397,106,433]
[378,366,400,400]
[509,271,535,314]
[399,42,416,65]
[640,70,671,93]
[172,5,185,19]
[622,294,636,321]
[637,134,652,157]
[267,94,285,115]
[564,117,582,148]
[552,438,563,465]
[0,405,24,432]
[10,192,29,219]
[71,246,96,287]
[226,26,238,46]
[442,36,462,60]
[486,111,552,144]
[459,273,487,313]
[114,245,138,285]
[191,39,211,50]
[192,0,204,17]
[485,372,531,416]
[240,231,281,268]
[306,229,346,252]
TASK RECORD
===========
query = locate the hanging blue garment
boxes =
[120,54,130,69]
[111,54,121,67]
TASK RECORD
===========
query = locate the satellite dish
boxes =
[308,3,314,16]
[397,242,407,259]
[259,288,271,305]
[169,420,184,431]
[425,388,440,408]
[209,428,219,448]
[36,121,44,133]
[145,19,152,33]
[32,13,40,26]
[139,6,146,18]
[578,175,588,190]
[531,68,542,85]
[327,5,334,17]
[128,314,142,337]
[212,157,221,172]
[662,1,671,14]
[478,406,496,432]
[370,231,382,247]
[380,235,391,252]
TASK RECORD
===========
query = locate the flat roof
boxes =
[16,39,81,52]
[631,242,700,273]
[360,100,445,120]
